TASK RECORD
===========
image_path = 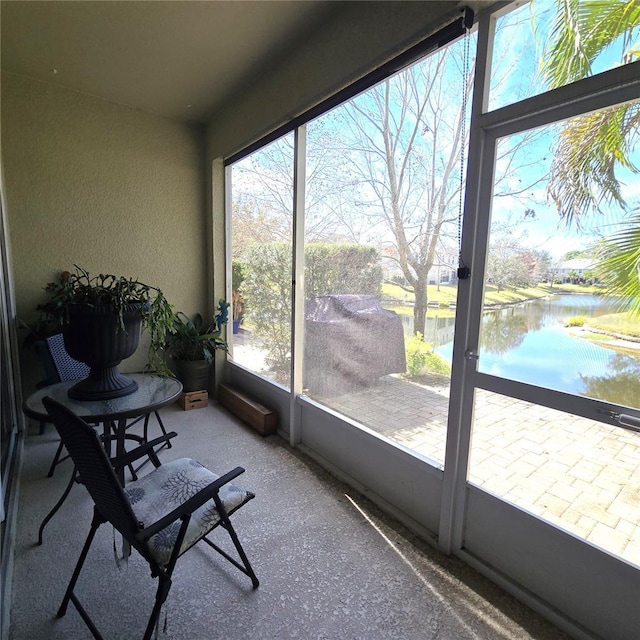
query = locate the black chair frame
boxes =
[37,430,177,545]
[42,397,259,640]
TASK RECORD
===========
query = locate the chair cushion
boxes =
[123,458,253,566]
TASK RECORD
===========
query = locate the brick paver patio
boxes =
[311,375,640,568]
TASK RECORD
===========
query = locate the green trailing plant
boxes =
[166,300,229,363]
[36,265,175,375]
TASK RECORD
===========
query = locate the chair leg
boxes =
[58,512,101,621]
[134,413,172,479]
[223,520,260,588]
[142,414,150,444]
[202,519,259,588]
[47,440,67,477]
[146,412,172,449]
[142,574,172,640]
[38,469,78,545]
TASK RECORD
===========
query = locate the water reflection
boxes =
[434,294,640,406]
[480,311,529,355]
[401,312,456,346]
[581,354,640,408]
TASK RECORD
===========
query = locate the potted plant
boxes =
[37,265,174,399]
[165,299,229,392]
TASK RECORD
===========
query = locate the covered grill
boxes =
[304,294,406,394]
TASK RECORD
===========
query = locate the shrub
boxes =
[304,243,382,298]
[405,333,450,377]
[566,315,587,327]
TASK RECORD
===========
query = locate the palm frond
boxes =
[596,210,640,316]
[542,0,640,88]
[540,0,640,225]
[548,102,640,223]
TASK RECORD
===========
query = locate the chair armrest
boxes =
[110,432,177,470]
[134,466,245,541]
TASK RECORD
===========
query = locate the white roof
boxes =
[560,258,595,270]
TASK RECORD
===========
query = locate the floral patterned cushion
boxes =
[123,458,253,567]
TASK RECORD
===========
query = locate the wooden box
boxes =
[218,384,278,436]
[178,390,208,411]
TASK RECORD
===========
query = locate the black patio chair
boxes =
[43,333,172,478]
[42,397,259,640]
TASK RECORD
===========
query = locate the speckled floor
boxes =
[10,403,570,640]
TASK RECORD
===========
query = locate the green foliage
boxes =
[304,244,382,298]
[232,260,246,292]
[404,333,450,377]
[485,237,548,291]
[242,242,383,375]
[232,260,247,321]
[596,210,640,316]
[565,315,587,327]
[165,300,229,363]
[541,0,640,223]
[541,0,640,90]
[36,265,175,375]
[563,249,588,260]
[548,102,639,222]
[242,243,294,375]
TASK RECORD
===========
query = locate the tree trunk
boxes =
[413,283,428,336]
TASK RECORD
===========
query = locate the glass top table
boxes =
[25,373,183,544]
[24,373,183,424]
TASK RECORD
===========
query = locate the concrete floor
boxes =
[11,404,571,640]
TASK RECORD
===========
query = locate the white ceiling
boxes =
[1,0,340,124]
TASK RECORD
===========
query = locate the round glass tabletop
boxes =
[24,373,183,423]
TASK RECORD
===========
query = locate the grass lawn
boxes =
[587,312,640,339]
[383,280,640,341]
[579,332,615,342]
[382,281,601,318]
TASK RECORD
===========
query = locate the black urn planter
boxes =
[63,302,145,400]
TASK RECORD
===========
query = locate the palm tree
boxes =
[542,0,640,224]
[541,0,640,313]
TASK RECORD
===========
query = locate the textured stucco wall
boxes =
[1,72,207,388]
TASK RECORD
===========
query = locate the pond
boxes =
[432,294,640,408]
